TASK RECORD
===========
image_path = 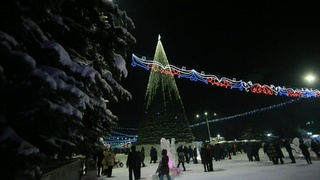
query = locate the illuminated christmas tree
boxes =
[137,35,194,145]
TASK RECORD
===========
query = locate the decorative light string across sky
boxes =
[114,98,299,133]
[131,54,320,98]
[189,98,299,127]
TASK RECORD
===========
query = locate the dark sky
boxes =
[110,1,320,139]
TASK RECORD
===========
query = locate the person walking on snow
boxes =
[310,139,320,157]
[141,147,146,167]
[176,145,186,171]
[299,139,312,164]
[150,146,158,163]
[158,149,171,180]
[127,145,141,180]
[200,144,210,172]
[284,139,296,163]
[93,147,104,177]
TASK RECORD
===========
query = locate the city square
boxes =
[1,1,320,179]
[85,150,320,180]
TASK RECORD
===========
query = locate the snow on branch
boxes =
[0,126,39,156]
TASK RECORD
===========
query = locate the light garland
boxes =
[189,98,299,127]
[132,54,320,98]
[114,127,138,131]
[104,131,137,142]
[115,98,299,129]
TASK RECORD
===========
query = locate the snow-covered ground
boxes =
[84,149,320,180]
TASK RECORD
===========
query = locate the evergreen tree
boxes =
[0,0,135,179]
[137,36,194,145]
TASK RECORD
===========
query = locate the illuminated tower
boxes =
[136,35,194,145]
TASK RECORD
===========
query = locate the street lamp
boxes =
[197,112,215,143]
[204,112,211,142]
[304,74,316,83]
[304,73,317,88]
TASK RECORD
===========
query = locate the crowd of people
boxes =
[91,138,320,179]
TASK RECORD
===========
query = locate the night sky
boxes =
[110,1,320,140]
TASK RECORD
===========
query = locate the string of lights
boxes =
[189,98,299,127]
[115,98,299,130]
[114,127,138,131]
[104,131,137,143]
[131,54,320,98]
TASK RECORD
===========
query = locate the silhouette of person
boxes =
[299,139,312,164]
[183,145,189,163]
[284,139,296,163]
[187,146,194,163]
[150,146,158,163]
[126,145,141,180]
[193,147,198,164]
[158,149,171,180]
[93,147,104,177]
[176,145,186,171]
[252,141,261,161]
[266,141,278,164]
[141,147,146,167]
[274,141,284,164]
[200,144,210,172]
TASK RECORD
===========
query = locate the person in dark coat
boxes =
[207,144,214,171]
[266,142,278,164]
[226,143,232,159]
[284,139,296,163]
[176,146,186,171]
[274,141,284,164]
[126,145,141,180]
[183,145,189,163]
[193,147,198,164]
[187,146,194,163]
[136,149,142,179]
[200,144,210,172]
[299,139,312,164]
[245,142,253,162]
[158,149,171,180]
[213,144,221,161]
[93,147,104,177]
[150,146,158,163]
[141,147,146,167]
[252,142,260,161]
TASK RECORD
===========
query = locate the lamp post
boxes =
[204,112,211,143]
[197,112,216,143]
